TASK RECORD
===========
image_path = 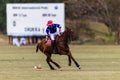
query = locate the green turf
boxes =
[0,45,120,80]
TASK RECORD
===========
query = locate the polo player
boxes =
[45,20,61,53]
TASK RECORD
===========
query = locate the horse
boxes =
[36,27,80,70]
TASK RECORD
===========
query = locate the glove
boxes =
[46,35,50,40]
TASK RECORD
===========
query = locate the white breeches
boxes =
[50,32,60,40]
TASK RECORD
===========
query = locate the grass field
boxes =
[0,44,120,80]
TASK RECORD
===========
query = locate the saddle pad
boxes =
[46,39,51,46]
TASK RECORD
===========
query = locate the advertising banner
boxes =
[6,3,65,36]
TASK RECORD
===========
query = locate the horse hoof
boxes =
[58,68,62,71]
[78,66,81,69]
[51,68,55,70]
[68,64,71,66]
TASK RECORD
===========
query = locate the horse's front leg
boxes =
[68,52,80,69]
[70,55,80,69]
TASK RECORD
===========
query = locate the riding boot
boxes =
[52,40,58,53]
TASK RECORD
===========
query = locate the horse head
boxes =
[65,27,74,44]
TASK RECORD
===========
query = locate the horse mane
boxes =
[55,27,72,53]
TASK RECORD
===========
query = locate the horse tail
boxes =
[36,44,39,53]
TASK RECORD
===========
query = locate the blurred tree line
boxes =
[1,0,120,44]
[65,0,120,44]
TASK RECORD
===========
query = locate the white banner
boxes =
[6,3,65,36]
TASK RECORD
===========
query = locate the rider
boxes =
[46,20,61,53]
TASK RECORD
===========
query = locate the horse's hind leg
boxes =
[50,59,61,69]
[46,55,55,70]
[68,55,72,66]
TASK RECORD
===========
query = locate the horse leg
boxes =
[46,54,55,70]
[70,55,80,69]
[68,52,80,69]
[50,59,61,69]
[68,55,72,66]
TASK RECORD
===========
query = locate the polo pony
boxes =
[36,27,80,70]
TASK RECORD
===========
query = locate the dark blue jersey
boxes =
[46,24,61,35]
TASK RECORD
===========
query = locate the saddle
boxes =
[46,38,51,46]
[45,35,61,54]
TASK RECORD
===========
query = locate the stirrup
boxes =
[53,50,56,53]
[53,49,57,53]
